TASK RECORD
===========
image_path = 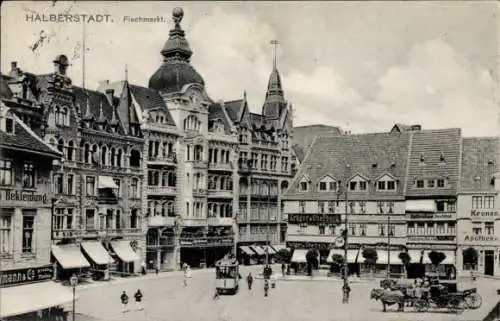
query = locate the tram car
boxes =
[215,257,240,294]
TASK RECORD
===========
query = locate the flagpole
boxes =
[82,21,86,89]
[342,164,350,304]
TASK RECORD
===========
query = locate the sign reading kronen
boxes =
[0,189,48,204]
[470,210,498,217]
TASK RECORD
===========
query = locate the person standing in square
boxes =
[134,289,144,311]
[120,291,129,313]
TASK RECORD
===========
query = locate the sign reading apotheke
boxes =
[463,235,499,242]
[0,189,48,204]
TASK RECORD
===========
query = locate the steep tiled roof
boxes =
[129,84,176,126]
[284,131,412,200]
[406,128,461,197]
[0,74,13,99]
[460,137,499,191]
[391,124,422,133]
[250,113,263,128]
[293,124,343,154]
[292,144,305,162]
[0,105,61,158]
[209,102,232,135]
[224,99,243,123]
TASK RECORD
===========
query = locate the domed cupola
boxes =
[148,8,205,94]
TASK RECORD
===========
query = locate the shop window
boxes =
[0,213,13,256]
[0,160,13,186]
[22,213,35,254]
[22,161,36,188]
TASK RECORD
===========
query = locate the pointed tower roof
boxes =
[262,40,286,119]
[96,100,106,123]
[148,8,205,94]
[83,93,93,120]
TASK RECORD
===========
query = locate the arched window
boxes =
[110,148,116,166]
[162,172,168,186]
[183,115,201,132]
[91,145,98,164]
[67,141,74,161]
[54,106,60,125]
[226,177,232,190]
[117,149,122,167]
[57,139,65,155]
[220,177,225,190]
[186,202,190,216]
[168,172,175,186]
[101,145,108,165]
[61,107,68,126]
[84,144,90,163]
[130,149,141,167]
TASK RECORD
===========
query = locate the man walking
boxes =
[120,290,129,313]
[246,273,253,290]
[134,289,144,311]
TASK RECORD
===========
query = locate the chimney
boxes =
[411,125,422,131]
[105,89,115,105]
[11,62,17,71]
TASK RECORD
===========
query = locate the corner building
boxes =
[100,8,293,269]
[456,137,499,277]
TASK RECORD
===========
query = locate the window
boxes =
[436,222,445,234]
[387,181,395,190]
[329,225,336,235]
[22,213,35,254]
[359,224,366,236]
[54,174,63,194]
[319,225,325,235]
[472,196,483,209]
[437,179,445,188]
[299,201,305,213]
[328,201,335,213]
[416,180,424,188]
[416,223,425,235]
[407,223,415,235]
[485,222,494,235]
[22,161,36,188]
[359,181,367,190]
[426,223,434,235]
[427,180,435,188]
[446,201,456,212]
[0,160,13,185]
[349,182,357,190]
[319,182,327,191]
[67,174,74,195]
[299,182,308,191]
[318,201,325,214]
[114,178,121,197]
[484,196,495,209]
[472,222,482,235]
[436,201,445,212]
[86,176,95,196]
[349,224,356,236]
[359,201,366,214]
[329,181,337,191]
[377,181,386,190]
[0,213,12,256]
[377,202,385,214]
[447,222,455,235]
[85,209,95,229]
[378,224,385,236]
[388,224,395,236]
[5,118,14,134]
[349,202,355,214]
[131,178,139,198]
[67,141,74,161]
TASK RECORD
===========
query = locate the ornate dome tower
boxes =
[148,8,205,94]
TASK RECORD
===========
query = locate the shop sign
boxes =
[288,214,341,225]
[463,235,499,242]
[409,213,454,220]
[0,265,53,287]
[408,235,455,242]
[471,210,498,218]
[0,189,48,204]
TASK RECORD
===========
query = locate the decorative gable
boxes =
[318,175,338,192]
[375,173,397,191]
[298,174,312,191]
[348,173,368,192]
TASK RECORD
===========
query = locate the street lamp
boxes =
[69,274,78,321]
[387,215,391,279]
[341,164,351,304]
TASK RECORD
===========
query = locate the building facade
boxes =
[0,101,76,320]
[456,137,500,277]
[2,55,145,281]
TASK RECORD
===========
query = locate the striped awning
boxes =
[239,246,254,256]
[291,249,308,263]
[51,245,90,269]
[250,245,266,256]
[262,245,276,255]
[346,249,360,263]
[327,248,344,263]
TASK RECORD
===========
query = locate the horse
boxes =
[370,288,405,312]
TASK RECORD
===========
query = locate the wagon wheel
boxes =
[448,298,465,314]
[464,293,482,309]
[414,299,429,312]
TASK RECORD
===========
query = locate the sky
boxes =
[1,1,499,136]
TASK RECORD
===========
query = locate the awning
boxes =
[0,281,75,318]
[291,249,307,263]
[408,250,424,263]
[81,242,114,265]
[110,241,140,262]
[377,250,389,264]
[271,244,287,252]
[390,251,402,265]
[52,245,90,269]
[98,176,118,189]
[262,245,276,255]
[441,250,456,265]
[422,251,432,264]
[327,248,344,263]
[346,249,360,263]
[239,246,255,256]
[250,245,266,256]
[405,200,436,212]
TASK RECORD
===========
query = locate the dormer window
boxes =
[299,175,310,191]
[299,182,308,191]
[348,174,368,191]
[437,179,445,188]
[5,118,14,134]
[318,175,338,192]
[440,152,445,162]
[376,174,396,191]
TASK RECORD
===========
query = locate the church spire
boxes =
[262,39,285,119]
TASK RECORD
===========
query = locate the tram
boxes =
[215,257,239,294]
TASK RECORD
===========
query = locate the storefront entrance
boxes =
[485,250,494,276]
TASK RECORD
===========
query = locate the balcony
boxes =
[207,217,234,226]
[407,235,456,243]
[207,189,233,198]
[148,215,175,227]
[148,154,177,166]
[179,235,234,248]
[147,185,176,196]
[83,228,142,237]
[192,188,207,197]
[52,229,83,239]
[181,218,207,227]
[208,162,233,172]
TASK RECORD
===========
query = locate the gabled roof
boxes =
[293,124,343,151]
[460,137,499,191]
[0,103,61,158]
[224,99,244,124]
[208,102,232,135]
[406,128,462,197]
[284,131,411,200]
[129,84,176,126]
[391,123,422,133]
[292,144,305,162]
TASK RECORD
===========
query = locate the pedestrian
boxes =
[213,288,220,301]
[183,269,188,287]
[141,261,146,275]
[264,279,269,297]
[342,282,351,301]
[120,290,129,313]
[134,289,144,311]
[281,263,286,277]
[155,263,159,275]
[246,273,253,290]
